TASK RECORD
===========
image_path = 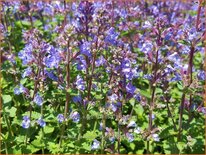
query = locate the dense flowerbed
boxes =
[1,0,205,154]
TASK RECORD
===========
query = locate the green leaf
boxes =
[2,95,12,104]
[15,135,25,143]
[47,142,59,153]
[139,89,150,99]
[5,107,17,117]
[31,139,43,148]
[31,111,41,120]
[83,131,97,141]
[20,78,27,85]
[22,21,31,27]
[177,82,183,90]
[129,98,135,106]
[27,144,41,153]
[177,142,185,153]
[34,20,42,27]
[129,143,135,150]
[81,142,91,151]
[44,126,54,134]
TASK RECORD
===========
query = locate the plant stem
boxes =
[177,93,185,141]
[196,0,203,31]
[2,109,13,137]
[101,110,106,154]
[165,99,177,131]
[178,46,194,141]
[187,46,195,123]
[59,42,71,152]
[41,104,45,154]
[4,142,8,154]
[117,119,120,154]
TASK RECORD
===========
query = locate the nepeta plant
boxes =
[1,0,205,154]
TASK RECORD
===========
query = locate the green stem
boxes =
[117,119,120,154]
[2,109,13,137]
[147,45,159,153]
[25,129,29,147]
[101,111,106,154]
[4,141,8,154]
[41,104,45,154]
[165,99,177,131]
[178,93,185,141]
[59,41,70,152]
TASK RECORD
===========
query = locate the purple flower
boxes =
[14,87,21,95]
[37,117,46,127]
[57,114,65,123]
[52,1,64,12]
[72,95,82,103]
[36,1,44,10]
[134,127,141,134]
[22,116,30,129]
[76,75,85,91]
[142,21,152,29]
[45,70,58,81]
[18,44,34,65]
[170,72,182,81]
[110,103,118,112]
[126,83,136,94]
[34,93,43,106]
[91,139,100,150]
[76,55,87,71]
[152,133,159,142]
[200,107,206,115]
[152,114,155,120]
[127,121,137,128]
[80,41,92,57]
[43,4,54,16]
[197,70,205,80]
[14,84,27,95]
[108,93,118,102]
[126,133,134,142]
[134,93,141,102]
[99,122,103,131]
[149,5,159,15]
[44,46,61,68]
[70,111,80,123]
[95,56,106,67]
[78,0,94,15]
[143,74,152,80]
[109,136,115,143]
[140,41,153,54]
[105,27,119,45]
[122,59,131,71]
[22,67,32,78]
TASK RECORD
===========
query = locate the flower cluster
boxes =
[1,0,205,154]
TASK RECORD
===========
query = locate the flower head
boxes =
[22,115,30,129]
[22,67,32,78]
[105,27,119,45]
[57,114,65,123]
[72,95,82,103]
[76,75,86,91]
[91,139,100,150]
[152,133,160,142]
[126,83,136,94]
[14,84,27,95]
[126,132,134,142]
[127,120,137,128]
[80,41,92,57]
[34,93,43,106]
[18,44,34,65]
[70,111,80,123]
[37,117,46,127]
